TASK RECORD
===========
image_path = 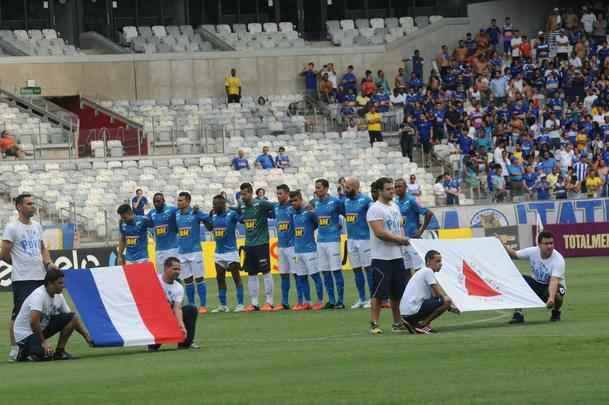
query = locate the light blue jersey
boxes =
[146,205,178,252]
[396,194,429,237]
[292,208,318,254]
[211,210,239,254]
[274,202,295,248]
[176,208,210,254]
[344,193,372,240]
[312,195,344,243]
[119,215,151,262]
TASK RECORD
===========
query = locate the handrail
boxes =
[80,96,144,129]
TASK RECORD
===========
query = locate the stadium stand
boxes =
[0,29,81,56]
[205,22,306,50]
[326,15,443,46]
[120,25,214,53]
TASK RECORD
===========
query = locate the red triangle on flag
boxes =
[462,260,501,297]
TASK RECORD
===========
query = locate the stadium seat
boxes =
[340,20,355,30]
[415,16,430,28]
[263,23,278,33]
[279,22,294,32]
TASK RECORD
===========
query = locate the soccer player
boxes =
[366,178,412,335]
[148,257,199,351]
[273,184,296,311]
[290,190,324,311]
[394,178,433,271]
[147,193,178,272]
[2,193,58,362]
[175,192,210,314]
[312,178,346,309]
[501,231,566,323]
[206,194,244,313]
[116,204,151,265]
[400,250,455,335]
[236,182,275,312]
[343,177,374,309]
[13,269,92,361]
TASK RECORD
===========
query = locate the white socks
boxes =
[248,276,259,307]
[263,272,274,305]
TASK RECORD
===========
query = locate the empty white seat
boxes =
[355,19,370,29]
[152,25,167,37]
[248,23,262,33]
[399,17,414,28]
[340,20,354,30]
[216,24,232,34]
[263,22,278,33]
[370,18,384,29]
[415,16,429,27]
[279,22,293,32]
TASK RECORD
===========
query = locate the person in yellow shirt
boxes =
[584,169,604,197]
[225,68,241,103]
[575,131,588,152]
[365,105,383,147]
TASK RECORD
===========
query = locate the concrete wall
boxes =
[467,0,554,39]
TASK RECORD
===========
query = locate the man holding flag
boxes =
[501,230,566,323]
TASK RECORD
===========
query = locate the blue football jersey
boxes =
[344,193,372,240]
[147,205,178,252]
[119,215,151,261]
[292,209,318,254]
[312,196,344,243]
[175,208,210,254]
[395,195,429,237]
[274,202,295,248]
[211,210,239,254]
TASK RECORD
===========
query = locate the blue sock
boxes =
[311,273,324,303]
[333,270,344,305]
[354,270,366,302]
[300,275,311,303]
[185,282,195,305]
[294,274,304,304]
[236,285,244,305]
[280,274,290,306]
[366,268,374,298]
[322,271,336,304]
[218,288,227,306]
[196,280,207,307]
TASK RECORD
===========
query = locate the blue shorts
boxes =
[403,296,444,324]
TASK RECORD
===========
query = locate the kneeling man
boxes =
[149,257,199,351]
[400,250,454,334]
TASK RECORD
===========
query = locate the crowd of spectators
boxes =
[231,145,291,171]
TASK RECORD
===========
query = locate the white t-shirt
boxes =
[557,149,574,169]
[556,35,570,53]
[2,220,46,281]
[516,247,566,288]
[13,285,71,343]
[407,182,422,195]
[390,93,406,105]
[581,13,597,33]
[158,274,184,307]
[399,267,437,316]
[366,201,404,260]
[511,37,522,57]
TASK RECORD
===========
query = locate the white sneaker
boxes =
[8,345,18,362]
[233,304,245,312]
[211,305,229,313]
[351,300,365,309]
[363,299,372,309]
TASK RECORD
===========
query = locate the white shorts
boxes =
[278,246,296,274]
[294,252,320,276]
[215,251,240,269]
[347,239,371,269]
[317,242,342,272]
[156,248,179,272]
[403,244,423,270]
[179,252,204,279]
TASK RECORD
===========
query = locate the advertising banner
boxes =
[409,238,545,312]
[543,222,609,257]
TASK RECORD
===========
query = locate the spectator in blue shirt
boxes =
[255,146,275,169]
[275,146,290,169]
[490,71,508,102]
[131,189,148,216]
[301,62,318,99]
[443,173,460,205]
[507,157,525,196]
[341,65,357,92]
[231,149,250,171]
[486,19,501,50]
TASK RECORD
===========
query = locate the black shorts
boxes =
[12,280,45,320]
[523,275,566,302]
[244,244,270,275]
[421,139,432,154]
[227,94,241,103]
[369,131,383,144]
[370,258,410,300]
[402,296,444,324]
[17,313,74,361]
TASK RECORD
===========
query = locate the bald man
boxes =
[343,177,374,309]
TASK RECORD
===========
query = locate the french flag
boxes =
[63,263,184,347]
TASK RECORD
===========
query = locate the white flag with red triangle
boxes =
[409,238,545,312]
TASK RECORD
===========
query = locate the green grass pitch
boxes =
[1,257,608,405]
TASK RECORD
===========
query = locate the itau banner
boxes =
[409,238,545,312]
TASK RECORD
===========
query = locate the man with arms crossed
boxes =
[343,177,374,309]
[147,193,178,272]
[206,194,245,313]
[502,230,566,323]
[2,194,58,362]
[237,182,275,312]
[149,257,199,351]
[400,250,455,335]
[14,269,92,361]
[366,178,413,334]
[117,204,151,265]
[273,184,297,311]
